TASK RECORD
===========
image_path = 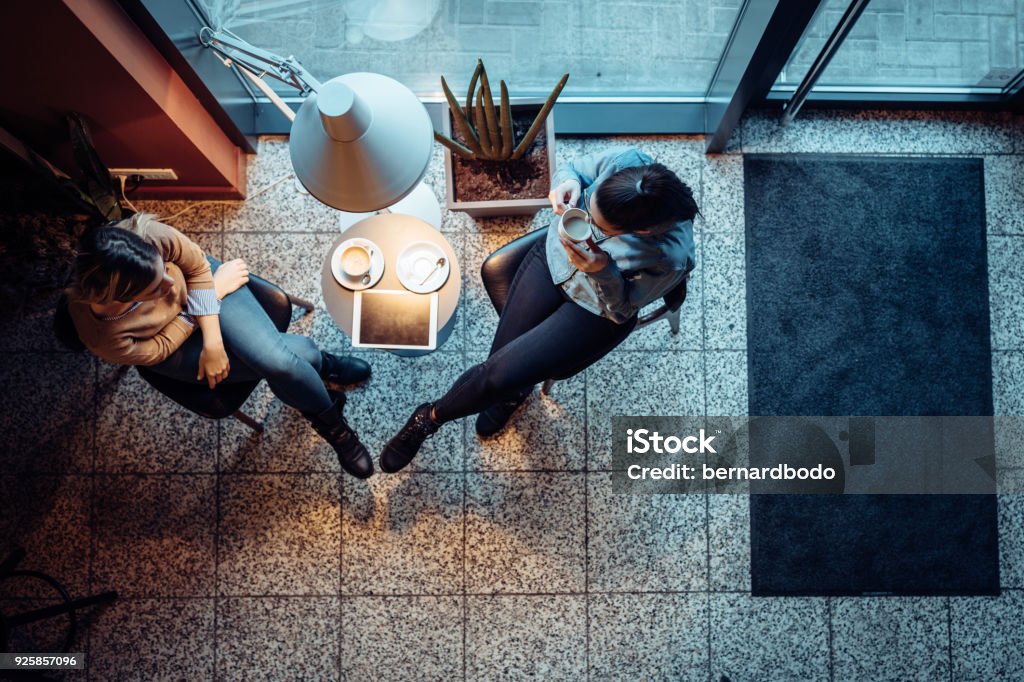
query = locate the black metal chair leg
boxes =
[288,295,315,312]
[668,308,681,335]
[541,379,556,396]
[231,410,264,433]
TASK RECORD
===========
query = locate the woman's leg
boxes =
[215,282,332,414]
[433,238,574,417]
[148,257,332,414]
[433,300,635,422]
[486,239,567,357]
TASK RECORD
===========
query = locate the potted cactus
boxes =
[435,59,568,218]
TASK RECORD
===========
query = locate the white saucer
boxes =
[397,240,450,294]
[332,238,385,290]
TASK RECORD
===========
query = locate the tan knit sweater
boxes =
[69,221,216,366]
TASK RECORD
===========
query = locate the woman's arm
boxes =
[102,316,196,366]
[549,146,654,215]
[144,219,237,387]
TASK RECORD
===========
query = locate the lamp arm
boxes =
[198,27,322,94]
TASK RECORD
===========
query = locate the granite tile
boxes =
[702,231,746,351]
[994,416,1024,469]
[225,138,340,233]
[223,231,337,305]
[985,156,1024,235]
[247,136,292,190]
[218,474,341,596]
[589,593,709,682]
[216,596,340,680]
[951,591,1024,680]
[586,351,704,470]
[223,176,340,233]
[710,593,829,681]
[465,351,586,471]
[0,598,90,663]
[187,229,223,261]
[742,109,1018,155]
[465,472,586,593]
[993,352,1024,415]
[0,476,92,598]
[1000,494,1024,588]
[989,236,1024,350]
[341,472,463,595]
[88,598,214,681]
[466,594,586,682]
[708,494,750,591]
[134,200,223,233]
[588,472,707,592]
[342,595,463,681]
[93,474,216,597]
[218,382,343,474]
[0,290,63,352]
[699,153,744,232]
[299,303,357,353]
[0,352,95,474]
[95,365,218,473]
[344,350,468,471]
[460,230,543,350]
[705,350,748,416]
[831,597,950,682]
[616,234,703,352]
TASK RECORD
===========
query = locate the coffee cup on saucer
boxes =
[558,207,592,243]
[340,244,372,280]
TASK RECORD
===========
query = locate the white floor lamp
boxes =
[199,28,442,229]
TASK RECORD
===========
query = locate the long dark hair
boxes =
[70,214,161,304]
[594,162,698,231]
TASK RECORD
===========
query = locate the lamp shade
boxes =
[289,72,434,212]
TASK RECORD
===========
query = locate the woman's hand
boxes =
[548,179,581,215]
[213,258,250,300]
[198,343,230,388]
[561,237,609,273]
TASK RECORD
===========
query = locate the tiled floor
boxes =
[1,108,1023,681]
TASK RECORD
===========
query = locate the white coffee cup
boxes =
[558,207,592,243]
[340,244,372,279]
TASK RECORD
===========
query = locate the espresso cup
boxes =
[340,244,372,279]
[558,207,592,243]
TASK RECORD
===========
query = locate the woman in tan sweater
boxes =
[68,214,374,478]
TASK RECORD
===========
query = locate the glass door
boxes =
[771,0,1024,108]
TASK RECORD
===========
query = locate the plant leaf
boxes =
[499,80,513,159]
[512,72,569,160]
[479,64,502,157]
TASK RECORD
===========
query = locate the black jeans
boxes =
[433,240,637,422]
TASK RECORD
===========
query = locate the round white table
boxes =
[321,213,461,355]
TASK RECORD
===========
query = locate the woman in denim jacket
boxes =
[379,146,698,472]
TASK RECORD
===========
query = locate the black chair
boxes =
[53,276,314,432]
[480,228,688,395]
[1,546,117,667]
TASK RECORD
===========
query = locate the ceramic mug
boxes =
[558,207,592,243]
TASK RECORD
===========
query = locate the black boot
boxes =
[305,391,373,478]
[320,352,371,387]
[379,403,441,473]
[475,391,531,438]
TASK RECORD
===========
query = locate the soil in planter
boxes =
[451,104,550,203]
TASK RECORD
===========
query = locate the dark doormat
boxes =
[744,155,999,596]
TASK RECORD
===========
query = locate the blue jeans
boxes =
[148,258,332,414]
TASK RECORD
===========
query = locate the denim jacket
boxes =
[545,146,696,324]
